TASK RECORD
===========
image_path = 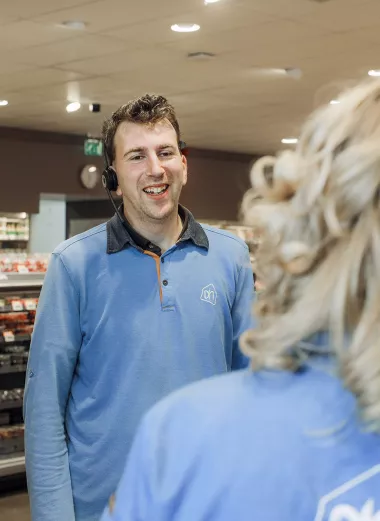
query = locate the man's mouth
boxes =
[143,184,169,196]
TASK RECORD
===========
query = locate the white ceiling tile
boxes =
[292,0,380,31]
[32,0,199,33]
[0,20,77,51]
[239,0,374,19]
[0,0,99,18]
[55,46,182,75]
[6,34,129,67]
[0,68,87,92]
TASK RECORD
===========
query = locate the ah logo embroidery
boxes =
[315,465,380,521]
[200,284,217,306]
[329,499,380,521]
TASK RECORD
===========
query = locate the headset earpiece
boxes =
[101,167,118,192]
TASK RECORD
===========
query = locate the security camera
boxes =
[89,103,101,113]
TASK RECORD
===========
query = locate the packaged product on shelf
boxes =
[0,253,50,273]
[0,424,25,455]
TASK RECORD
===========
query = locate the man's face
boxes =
[113,119,187,225]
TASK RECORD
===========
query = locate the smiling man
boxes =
[23,94,254,521]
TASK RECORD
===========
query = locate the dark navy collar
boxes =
[106,204,209,255]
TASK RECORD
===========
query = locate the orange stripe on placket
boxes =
[144,251,163,302]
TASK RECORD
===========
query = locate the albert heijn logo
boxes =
[315,465,380,521]
[200,284,217,306]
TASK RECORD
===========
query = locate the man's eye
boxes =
[130,155,144,161]
[160,151,173,157]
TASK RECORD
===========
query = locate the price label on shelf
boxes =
[24,299,37,311]
[0,299,5,309]
[17,265,29,274]
[11,300,23,311]
[3,330,15,343]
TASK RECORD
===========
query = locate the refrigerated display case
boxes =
[0,270,44,478]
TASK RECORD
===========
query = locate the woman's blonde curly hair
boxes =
[240,80,380,430]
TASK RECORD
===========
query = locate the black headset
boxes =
[102,140,188,224]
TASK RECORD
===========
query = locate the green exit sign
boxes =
[84,138,103,156]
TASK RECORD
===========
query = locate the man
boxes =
[23,94,254,521]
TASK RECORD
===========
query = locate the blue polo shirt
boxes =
[23,208,254,521]
[101,360,380,521]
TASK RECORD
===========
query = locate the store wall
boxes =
[29,198,66,253]
[0,127,256,220]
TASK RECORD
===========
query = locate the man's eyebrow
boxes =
[123,144,176,158]
[123,147,145,158]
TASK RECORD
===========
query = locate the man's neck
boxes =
[124,209,182,253]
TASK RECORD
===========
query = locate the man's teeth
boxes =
[144,185,168,195]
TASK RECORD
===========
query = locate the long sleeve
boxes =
[23,252,82,521]
[231,246,255,370]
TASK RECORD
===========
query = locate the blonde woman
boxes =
[101,80,380,521]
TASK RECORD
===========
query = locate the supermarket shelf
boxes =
[0,365,27,375]
[0,453,25,477]
[0,238,29,242]
[0,400,23,411]
[0,273,44,288]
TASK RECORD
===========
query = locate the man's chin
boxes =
[144,204,177,222]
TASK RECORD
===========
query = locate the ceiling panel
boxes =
[0,68,87,93]
[0,0,99,19]
[32,0,201,33]
[6,34,130,67]
[55,46,183,75]
[0,20,77,51]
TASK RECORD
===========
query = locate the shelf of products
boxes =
[0,214,30,253]
[0,272,44,478]
[0,253,49,275]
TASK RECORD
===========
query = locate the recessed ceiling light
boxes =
[368,69,380,77]
[171,23,200,33]
[204,0,220,3]
[330,100,340,105]
[281,138,298,144]
[61,20,86,30]
[66,101,81,113]
[0,100,8,106]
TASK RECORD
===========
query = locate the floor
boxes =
[0,492,30,521]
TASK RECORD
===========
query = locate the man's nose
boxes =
[148,153,165,176]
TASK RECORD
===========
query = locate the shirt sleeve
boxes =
[23,252,82,521]
[231,245,255,370]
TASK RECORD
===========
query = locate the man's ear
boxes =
[182,154,188,186]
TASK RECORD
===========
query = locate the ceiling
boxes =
[0,0,378,154]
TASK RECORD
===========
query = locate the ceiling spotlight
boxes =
[61,20,87,30]
[205,0,220,3]
[171,23,200,33]
[330,100,340,105]
[281,138,298,144]
[368,70,380,77]
[89,166,97,173]
[0,100,8,106]
[66,101,81,113]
